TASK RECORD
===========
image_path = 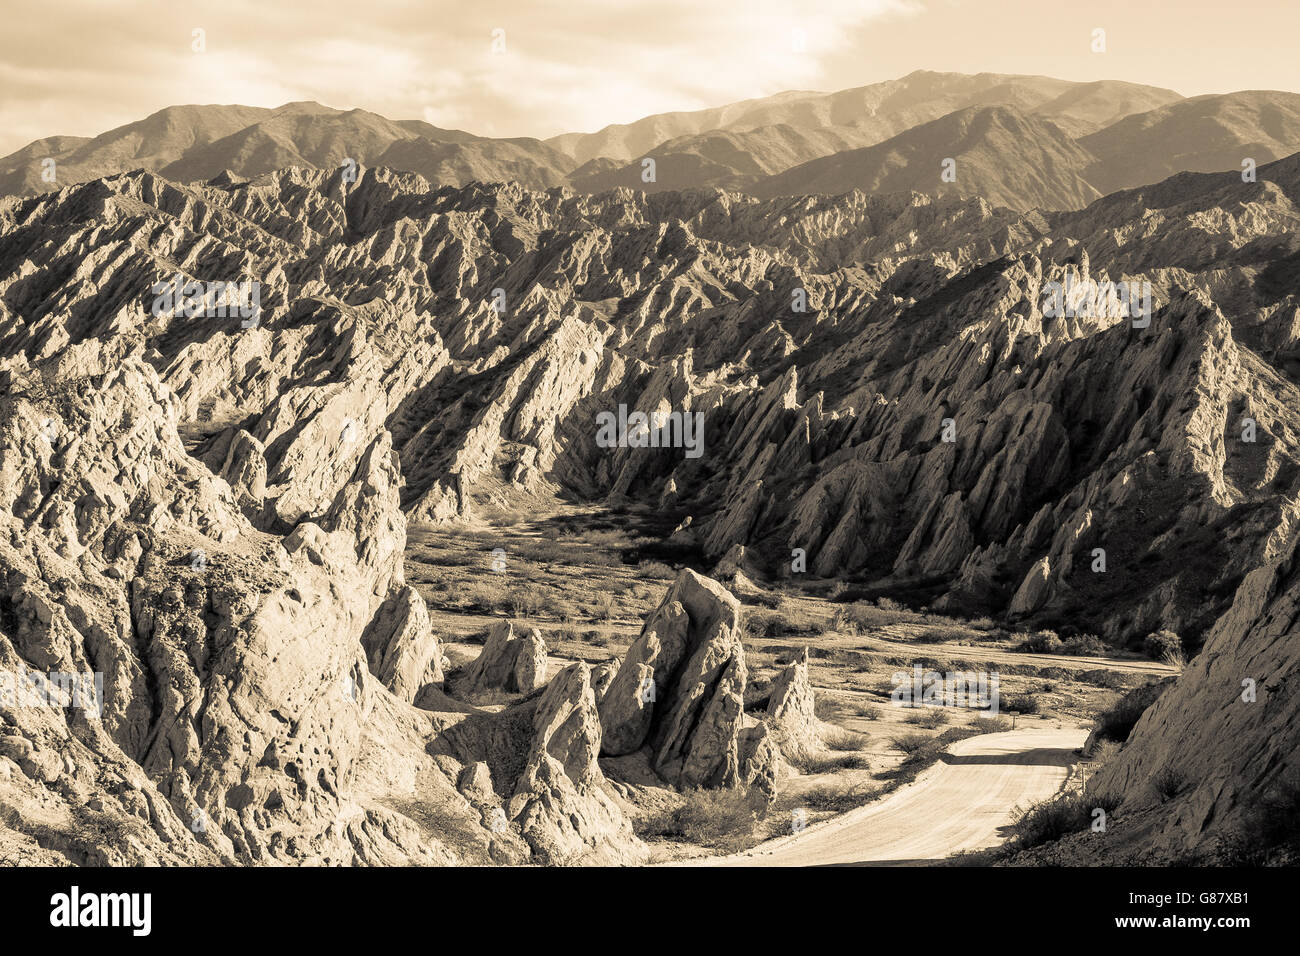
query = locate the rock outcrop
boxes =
[442,662,642,864]
[599,569,775,792]
[361,586,445,703]
[766,648,819,757]
[462,621,548,695]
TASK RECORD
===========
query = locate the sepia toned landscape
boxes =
[0,3,1297,887]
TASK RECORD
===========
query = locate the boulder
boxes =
[361,586,445,703]
[766,647,819,756]
[463,621,548,694]
[600,569,767,790]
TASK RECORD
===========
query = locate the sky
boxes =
[2,0,1299,155]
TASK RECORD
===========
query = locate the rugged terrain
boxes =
[1,116,1299,862]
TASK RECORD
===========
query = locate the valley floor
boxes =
[405,505,1169,864]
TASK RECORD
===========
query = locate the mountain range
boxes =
[6,71,1300,212]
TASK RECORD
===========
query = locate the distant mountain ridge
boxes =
[4,71,1300,212]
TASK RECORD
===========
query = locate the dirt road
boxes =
[694,726,1088,866]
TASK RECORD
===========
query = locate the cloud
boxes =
[0,0,919,152]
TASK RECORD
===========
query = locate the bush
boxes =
[638,560,678,580]
[905,708,950,728]
[977,715,1014,733]
[638,789,757,849]
[891,732,932,754]
[1009,792,1122,850]
[792,751,871,774]
[916,626,969,644]
[822,726,869,752]
[1016,630,1062,654]
[1143,629,1182,662]
[1219,768,1300,865]
[746,590,785,610]
[744,679,772,713]
[1152,767,1184,802]
[1004,694,1040,714]
[507,588,541,617]
[799,782,879,814]
[546,625,581,645]
[1090,678,1172,747]
[1059,633,1107,656]
[591,592,616,621]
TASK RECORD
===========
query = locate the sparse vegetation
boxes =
[1008,791,1122,851]
[892,732,932,754]
[1219,768,1300,865]
[1004,694,1040,714]
[792,751,871,774]
[1089,678,1172,749]
[798,782,879,813]
[1017,630,1061,654]
[1142,629,1182,662]
[905,708,950,728]
[822,726,870,752]
[1152,766,1184,802]
[637,788,757,851]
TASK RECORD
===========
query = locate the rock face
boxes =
[766,648,819,756]
[600,569,774,791]
[7,162,1299,650]
[1085,513,1300,857]
[361,586,445,703]
[442,662,641,864]
[462,621,548,694]
[6,134,1300,866]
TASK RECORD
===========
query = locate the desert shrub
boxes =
[813,697,847,721]
[638,789,757,849]
[798,782,879,814]
[1004,694,1040,714]
[591,592,616,621]
[1078,668,1129,690]
[1088,738,1122,767]
[507,588,540,617]
[792,751,871,773]
[1152,766,1184,802]
[905,708,950,728]
[1009,791,1122,850]
[746,590,785,610]
[744,679,772,713]
[546,625,582,645]
[1143,629,1183,663]
[1059,633,1107,656]
[891,732,932,754]
[914,626,968,643]
[637,560,678,580]
[822,726,869,752]
[1090,678,1173,748]
[854,703,880,720]
[1218,768,1300,865]
[831,600,916,633]
[1016,630,1062,654]
[744,609,789,638]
